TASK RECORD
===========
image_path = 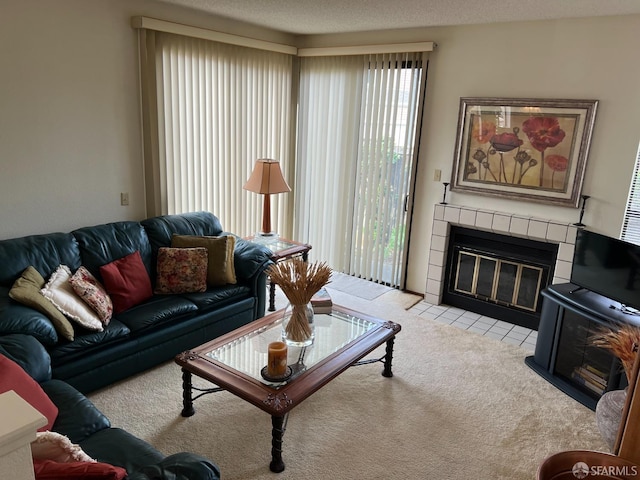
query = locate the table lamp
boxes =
[243,158,291,239]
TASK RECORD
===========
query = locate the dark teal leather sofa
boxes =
[0,211,272,393]
[0,333,220,480]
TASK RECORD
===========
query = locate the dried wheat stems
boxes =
[267,259,331,342]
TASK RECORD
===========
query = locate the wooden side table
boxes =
[244,236,312,311]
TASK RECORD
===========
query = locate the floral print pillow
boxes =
[69,266,114,325]
[155,247,208,294]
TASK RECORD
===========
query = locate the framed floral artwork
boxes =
[450,97,598,207]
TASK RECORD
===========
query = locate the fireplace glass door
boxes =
[453,249,544,313]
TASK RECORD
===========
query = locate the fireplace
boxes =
[442,226,557,330]
[425,204,579,331]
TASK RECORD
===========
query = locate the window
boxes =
[621,143,640,245]
[137,28,294,237]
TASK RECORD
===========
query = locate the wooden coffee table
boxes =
[175,305,401,473]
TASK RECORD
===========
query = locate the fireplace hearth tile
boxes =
[546,223,569,242]
[427,264,443,281]
[432,219,448,236]
[459,208,477,226]
[492,214,511,232]
[554,259,572,279]
[509,216,530,237]
[434,204,445,221]
[557,242,575,262]
[566,226,578,244]
[527,219,548,239]
[443,206,461,223]
[475,211,493,229]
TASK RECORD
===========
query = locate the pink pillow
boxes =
[0,355,58,431]
[69,267,113,325]
[99,251,152,314]
[33,459,127,480]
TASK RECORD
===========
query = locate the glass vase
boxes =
[282,302,315,347]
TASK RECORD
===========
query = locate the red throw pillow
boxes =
[0,355,58,431]
[34,459,127,480]
[99,251,153,314]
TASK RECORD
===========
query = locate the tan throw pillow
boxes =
[41,266,103,332]
[155,247,208,294]
[171,235,237,286]
[9,266,75,341]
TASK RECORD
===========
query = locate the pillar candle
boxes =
[267,341,288,377]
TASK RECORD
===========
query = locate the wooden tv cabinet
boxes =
[525,283,640,410]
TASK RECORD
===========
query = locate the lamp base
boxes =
[254,232,280,244]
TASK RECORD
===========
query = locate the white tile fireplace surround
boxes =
[424,204,578,306]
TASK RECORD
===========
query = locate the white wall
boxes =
[405,16,640,293]
[0,0,294,239]
[1,1,639,294]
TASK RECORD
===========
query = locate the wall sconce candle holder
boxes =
[440,182,449,205]
[573,194,590,227]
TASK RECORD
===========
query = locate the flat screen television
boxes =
[570,229,640,312]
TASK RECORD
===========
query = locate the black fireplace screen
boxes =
[443,226,558,330]
[454,250,544,313]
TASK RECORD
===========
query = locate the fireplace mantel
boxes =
[425,204,578,306]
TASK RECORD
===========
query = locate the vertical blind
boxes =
[139,30,294,237]
[621,142,640,245]
[296,52,425,287]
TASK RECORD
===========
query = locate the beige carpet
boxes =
[88,286,608,480]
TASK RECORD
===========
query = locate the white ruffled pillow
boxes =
[41,265,103,332]
[31,431,96,463]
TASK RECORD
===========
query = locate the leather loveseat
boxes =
[0,333,220,480]
[0,211,272,393]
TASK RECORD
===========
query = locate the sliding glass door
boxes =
[296,52,427,288]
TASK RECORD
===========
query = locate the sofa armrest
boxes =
[41,379,111,443]
[0,333,52,382]
[232,237,273,282]
[127,452,221,480]
[0,290,59,346]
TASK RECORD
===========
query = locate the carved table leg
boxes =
[269,280,276,312]
[270,414,286,472]
[181,368,195,417]
[382,337,395,378]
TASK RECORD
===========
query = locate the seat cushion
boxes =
[114,296,198,333]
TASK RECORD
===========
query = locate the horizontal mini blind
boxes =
[138,29,294,237]
[621,142,640,245]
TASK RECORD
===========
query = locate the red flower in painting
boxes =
[522,117,566,152]
[489,132,523,152]
[545,154,568,172]
[472,119,496,144]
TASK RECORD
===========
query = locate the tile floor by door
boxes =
[407,300,538,353]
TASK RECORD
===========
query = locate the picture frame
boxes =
[450,97,598,207]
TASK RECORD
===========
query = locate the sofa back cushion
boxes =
[0,233,81,288]
[141,212,224,280]
[72,222,153,282]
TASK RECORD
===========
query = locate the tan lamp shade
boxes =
[243,159,291,236]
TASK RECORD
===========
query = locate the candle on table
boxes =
[267,341,288,377]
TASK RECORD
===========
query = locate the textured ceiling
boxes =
[157,0,640,35]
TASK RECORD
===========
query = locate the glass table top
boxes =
[205,310,375,386]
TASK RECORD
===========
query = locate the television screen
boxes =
[571,229,640,311]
